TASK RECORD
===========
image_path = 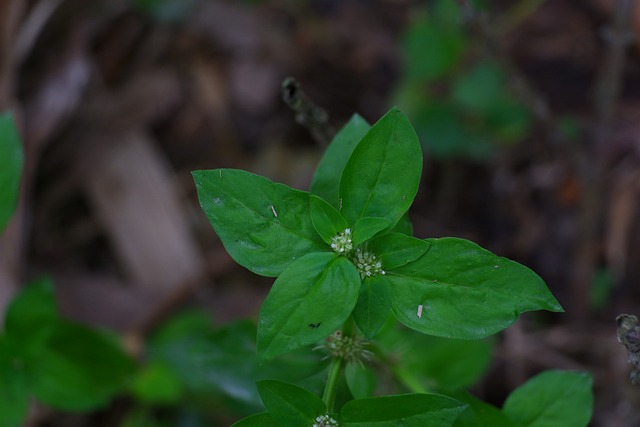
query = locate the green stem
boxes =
[322,317,355,411]
[322,356,344,411]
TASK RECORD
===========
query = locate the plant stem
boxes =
[322,355,344,411]
[322,317,355,411]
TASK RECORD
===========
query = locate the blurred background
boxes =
[1,0,640,425]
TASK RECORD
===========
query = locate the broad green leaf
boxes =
[451,391,515,427]
[258,253,360,359]
[4,278,57,341]
[377,324,493,391]
[193,169,326,277]
[340,108,422,227]
[502,370,593,427]
[345,363,377,399]
[0,336,28,427]
[311,114,370,208]
[257,380,326,426]
[0,113,23,233]
[368,233,430,270]
[150,314,325,411]
[353,276,391,339]
[310,195,348,245]
[352,217,392,246]
[340,393,466,426]
[28,321,135,411]
[130,361,183,404]
[390,237,563,339]
[230,412,281,427]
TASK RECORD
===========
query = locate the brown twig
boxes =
[281,76,332,147]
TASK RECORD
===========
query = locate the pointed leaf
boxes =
[390,238,563,339]
[310,195,349,245]
[258,253,360,359]
[368,233,430,270]
[257,380,326,426]
[345,363,377,399]
[311,114,370,208]
[353,276,391,339]
[339,108,422,226]
[0,112,23,233]
[502,370,593,427]
[230,412,281,427]
[352,217,392,246]
[451,391,515,427]
[193,169,326,277]
[340,393,466,426]
[5,278,57,341]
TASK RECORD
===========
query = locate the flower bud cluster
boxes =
[330,229,353,254]
[352,248,385,279]
[324,330,373,364]
[311,414,339,427]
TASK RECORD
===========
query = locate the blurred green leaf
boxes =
[0,336,29,427]
[28,321,135,411]
[130,361,183,405]
[378,323,493,391]
[503,370,593,427]
[4,278,57,343]
[150,314,326,412]
[0,112,23,234]
[230,412,281,427]
[345,363,377,399]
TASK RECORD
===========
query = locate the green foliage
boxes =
[396,1,533,160]
[502,370,593,427]
[0,112,23,234]
[0,279,134,426]
[192,106,590,425]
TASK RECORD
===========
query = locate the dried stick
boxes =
[281,77,332,147]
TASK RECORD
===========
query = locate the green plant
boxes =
[192,108,594,426]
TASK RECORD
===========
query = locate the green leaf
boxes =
[193,169,326,277]
[28,321,135,411]
[368,233,430,270]
[391,213,413,235]
[0,112,23,233]
[150,314,326,411]
[345,363,377,399]
[378,324,493,391]
[352,276,391,339]
[258,253,361,359]
[257,380,326,426]
[502,370,593,427]
[340,393,466,426]
[390,238,563,339]
[311,114,370,208]
[130,361,183,404]
[340,108,422,227]
[0,336,29,427]
[451,391,515,427]
[230,412,281,427]
[352,217,392,246]
[310,195,349,245]
[4,278,57,341]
